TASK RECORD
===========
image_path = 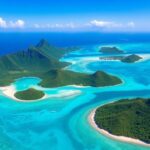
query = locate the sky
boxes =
[0,0,150,32]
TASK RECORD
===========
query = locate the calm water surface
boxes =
[0,34,150,150]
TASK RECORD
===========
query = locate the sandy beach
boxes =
[0,85,16,99]
[139,54,150,61]
[71,85,88,88]
[88,109,150,147]
[0,85,48,102]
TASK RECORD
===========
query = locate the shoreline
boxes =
[0,85,81,102]
[88,109,150,147]
[0,85,16,100]
[0,85,48,102]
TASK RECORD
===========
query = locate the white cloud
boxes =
[0,16,136,32]
[10,19,25,28]
[32,20,135,32]
[34,24,40,28]
[66,23,75,28]
[90,20,114,28]
[0,17,7,28]
[89,20,135,29]
[127,21,135,28]
[0,17,25,29]
[15,20,25,28]
[33,22,76,29]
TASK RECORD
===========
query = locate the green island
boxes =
[99,54,142,63]
[0,39,122,89]
[121,54,142,63]
[14,88,45,100]
[94,98,150,143]
[0,39,71,86]
[100,46,124,54]
[39,69,122,88]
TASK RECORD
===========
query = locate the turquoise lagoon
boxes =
[0,42,150,150]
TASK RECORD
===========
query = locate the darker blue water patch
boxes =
[1,32,150,55]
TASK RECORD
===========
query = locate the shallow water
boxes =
[0,42,150,150]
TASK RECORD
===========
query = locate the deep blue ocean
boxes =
[0,32,150,55]
[0,32,150,150]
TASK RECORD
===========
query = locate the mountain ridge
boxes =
[0,39,122,88]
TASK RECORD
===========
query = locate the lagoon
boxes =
[0,36,150,150]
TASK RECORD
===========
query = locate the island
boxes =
[14,88,45,100]
[39,69,122,88]
[0,39,123,101]
[0,39,71,86]
[121,54,142,63]
[99,54,142,63]
[100,46,124,54]
[0,39,122,89]
[93,98,150,144]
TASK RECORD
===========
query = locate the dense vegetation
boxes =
[39,69,122,88]
[0,39,69,73]
[100,46,124,54]
[0,39,122,88]
[94,98,150,143]
[15,88,45,100]
[121,54,142,63]
[0,39,73,86]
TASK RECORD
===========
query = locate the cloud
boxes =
[0,17,25,28]
[0,16,136,32]
[127,21,135,27]
[34,24,41,28]
[0,17,7,28]
[32,20,135,32]
[90,20,115,28]
[10,20,25,28]
[33,22,76,29]
[89,20,135,29]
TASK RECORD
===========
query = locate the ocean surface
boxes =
[0,33,150,150]
[0,32,150,55]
